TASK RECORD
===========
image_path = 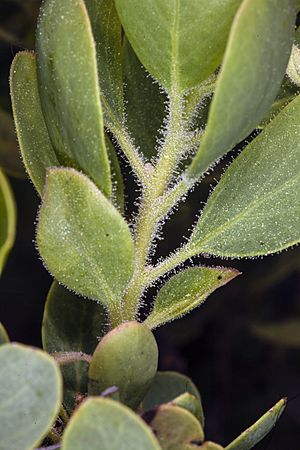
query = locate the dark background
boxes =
[1,2,300,449]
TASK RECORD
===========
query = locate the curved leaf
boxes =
[145,266,239,329]
[36,0,111,196]
[61,397,161,450]
[0,169,16,274]
[0,323,9,345]
[172,393,204,427]
[115,0,241,92]
[42,281,107,412]
[84,0,124,122]
[143,371,200,412]
[190,94,300,257]
[0,343,62,450]
[189,0,296,179]
[10,51,58,195]
[36,168,134,318]
[225,398,286,450]
[88,321,158,409]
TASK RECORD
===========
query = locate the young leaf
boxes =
[122,39,166,159]
[0,169,16,274]
[115,0,241,93]
[42,281,108,412]
[10,52,59,195]
[88,321,158,409]
[172,393,204,427]
[0,322,9,345]
[145,267,239,329]
[143,371,201,413]
[188,0,296,179]
[61,397,161,450]
[36,0,111,196]
[36,168,134,319]
[189,95,300,258]
[0,108,24,178]
[0,343,62,450]
[225,398,286,450]
[84,0,124,122]
[144,403,204,450]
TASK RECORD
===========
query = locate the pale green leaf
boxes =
[190,94,300,257]
[253,319,300,348]
[143,371,200,412]
[145,267,239,329]
[36,0,111,196]
[115,0,241,92]
[0,323,9,345]
[36,168,134,318]
[0,343,62,450]
[225,398,286,450]
[144,403,204,450]
[0,169,16,274]
[10,52,59,195]
[172,392,204,428]
[84,0,124,122]
[0,108,24,178]
[61,397,162,450]
[88,321,158,409]
[189,0,296,179]
[122,39,166,159]
[42,281,107,412]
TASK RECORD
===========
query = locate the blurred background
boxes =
[1,1,300,449]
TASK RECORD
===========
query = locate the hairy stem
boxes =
[51,351,92,365]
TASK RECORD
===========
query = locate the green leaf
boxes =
[143,371,200,412]
[172,393,204,428]
[189,94,300,258]
[0,107,25,178]
[36,0,111,196]
[10,52,59,195]
[61,397,161,450]
[106,136,125,213]
[115,0,241,92]
[36,168,134,319]
[88,321,158,409]
[144,403,204,450]
[286,44,300,86]
[145,267,239,329]
[0,323,9,345]
[225,398,286,450]
[188,0,296,179]
[42,281,107,412]
[252,319,300,348]
[0,169,16,274]
[0,343,62,450]
[122,39,166,159]
[84,0,124,122]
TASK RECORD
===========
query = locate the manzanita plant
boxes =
[1,0,300,448]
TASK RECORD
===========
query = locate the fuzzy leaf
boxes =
[0,108,24,178]
[115,0,241,92]
[0,323,9,345]
[0,343,62,450]
[88,321,158,409]
[42,281,107,413]
[36,0,111,196]
[145,267,239,329]
[106,136,125,213]
[122,39,166,159]
[10,52,58,195]
[188,0,296,179]
[172,393,204,428]
[84,0,124,122]
[36,168,134,317]
[61,397,161,450]
[0,169,16,274]
[225,398,286,450]
[143,371,201,412]
[190,94,300,258]
[144,403,204,450]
